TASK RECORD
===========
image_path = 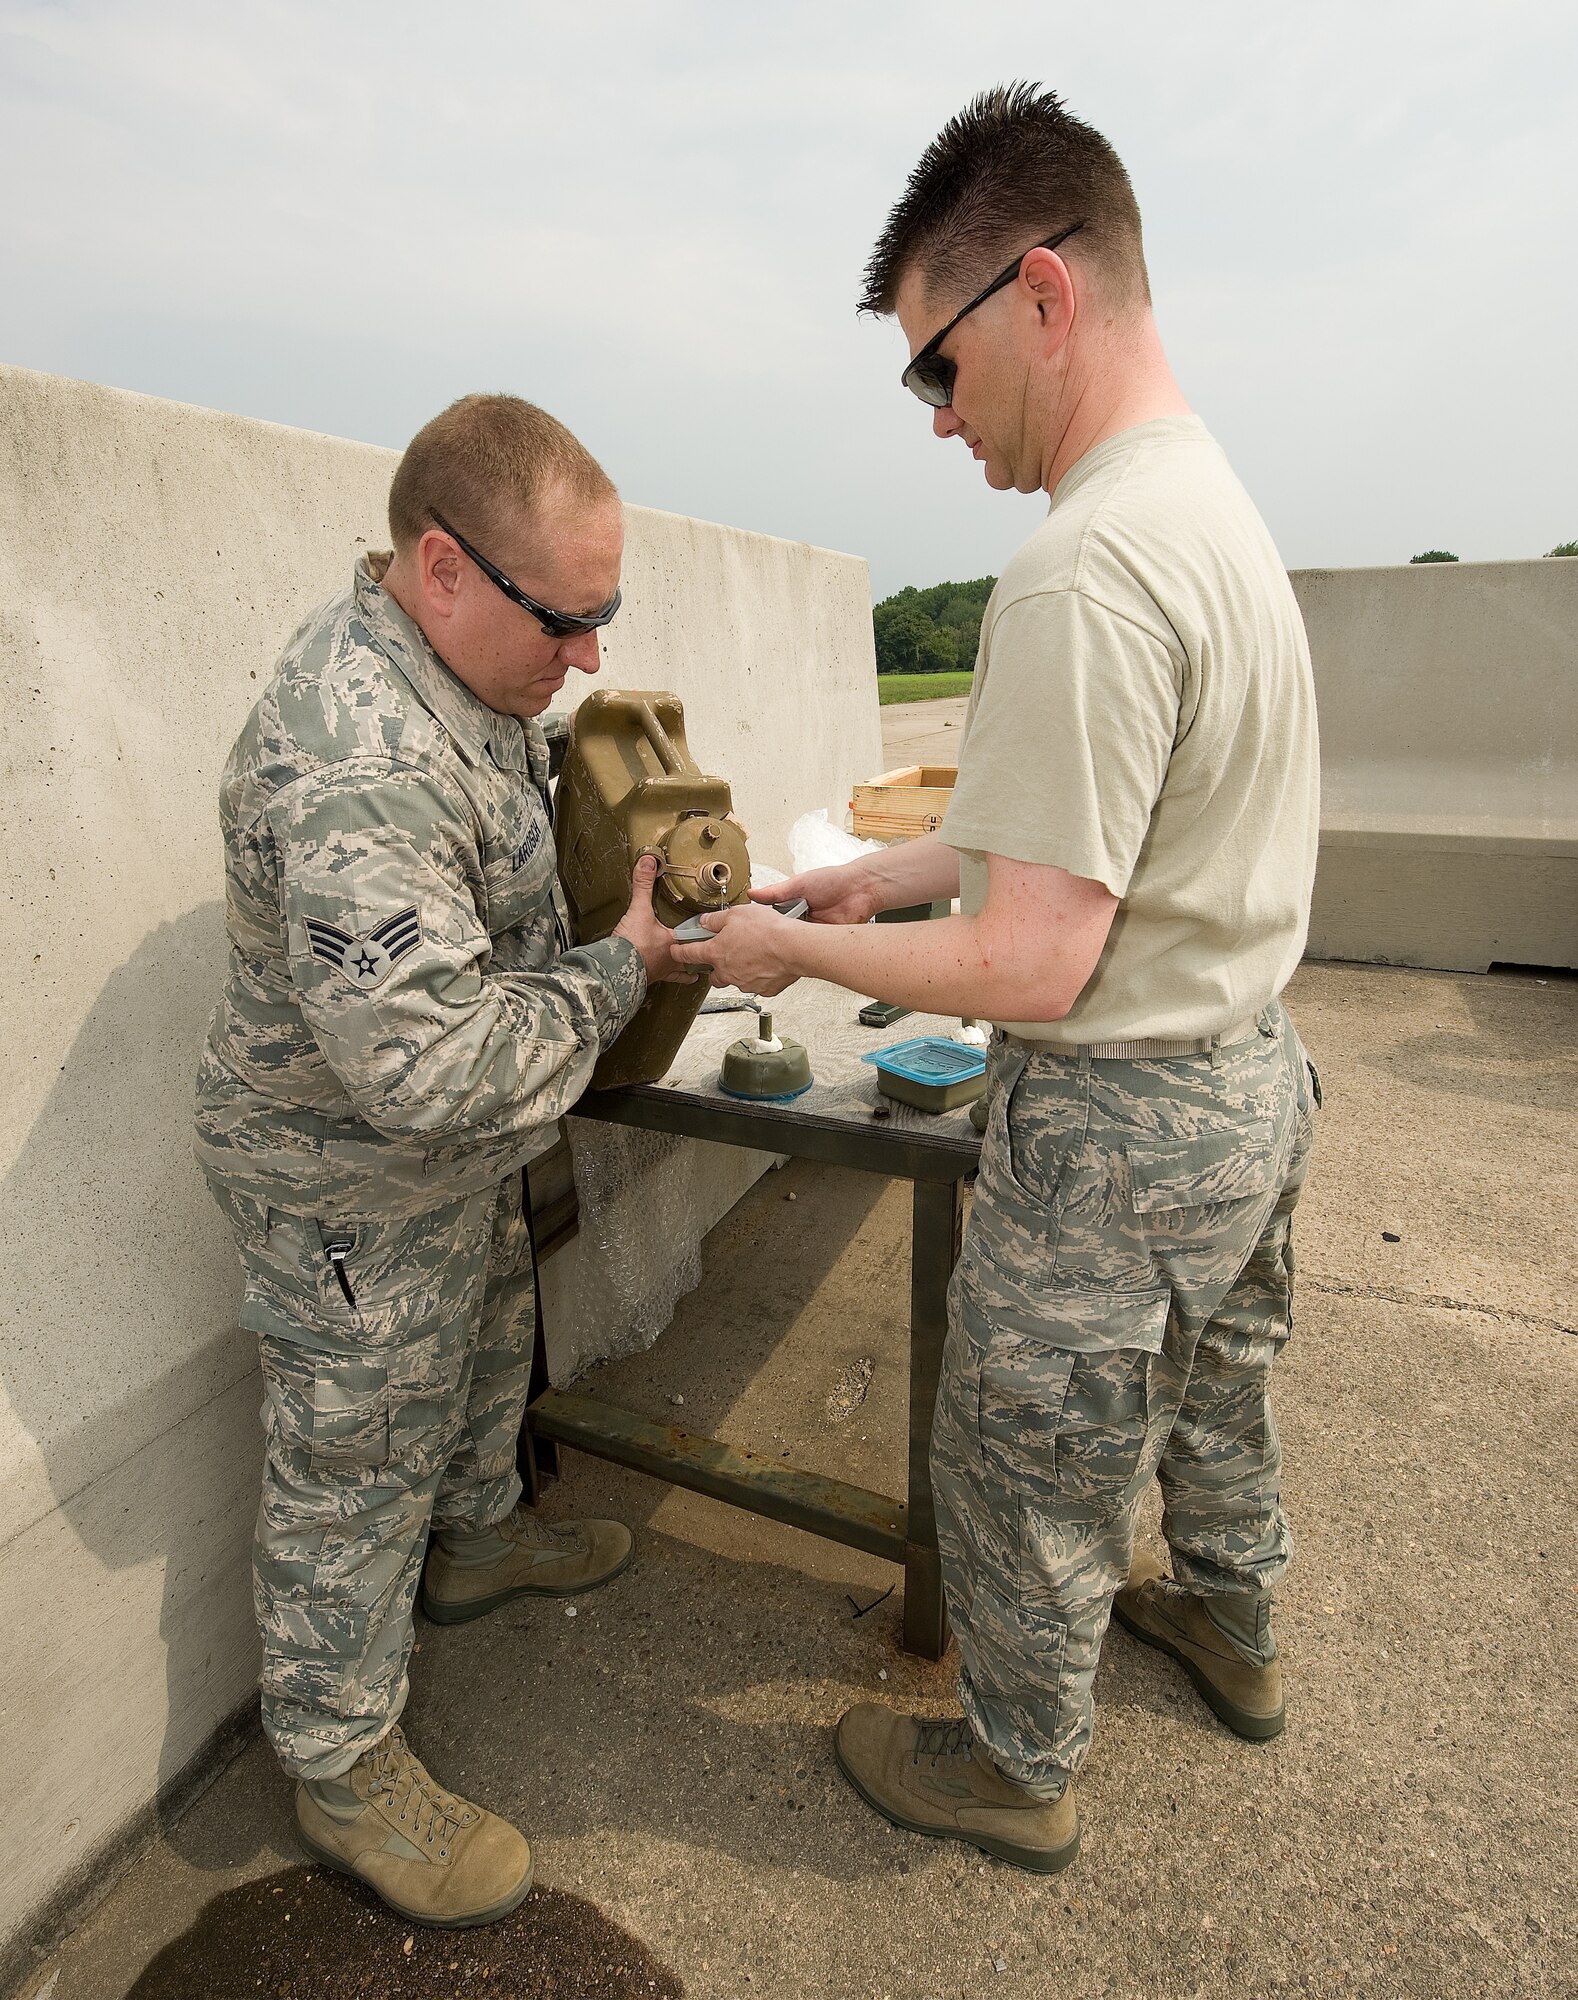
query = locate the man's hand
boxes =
[671,902,805,997]
[613,854,692,985]
[748,859,881,927]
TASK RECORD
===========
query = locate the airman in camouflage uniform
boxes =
[681,95,1324,1876]
[197,394,673,1926]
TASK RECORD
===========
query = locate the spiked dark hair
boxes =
[859,82,1149,317]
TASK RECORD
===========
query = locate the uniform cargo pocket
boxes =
[1036,1345,1152,1511]
[975,1288,1167,1503]
[241,1196,493,1348]
[309,1356,393,1471]
[1126,1121,1278,1214]
[259,1325,459,1480]
[961,1245,1171,1357]
[260,1334,392,1474]
[964,1578,1069,1754]
[978,1333,1077,1504]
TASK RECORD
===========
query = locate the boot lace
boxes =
[366,1726,478,1861]
[501,1506,587,1554]
[912,1717,976,1764]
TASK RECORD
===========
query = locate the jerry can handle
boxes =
[630,698,685,776]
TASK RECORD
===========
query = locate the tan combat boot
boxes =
[295,1725,532,1926]
[834,1706,1079,1874]
[421,1504,634,1625]
[1113,1550,1285,1740]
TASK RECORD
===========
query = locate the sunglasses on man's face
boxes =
[899,221,1087,409]
[429,512,622,640]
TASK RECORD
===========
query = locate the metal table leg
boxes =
[904,1175,962,1659]
[517,1162,559,1505]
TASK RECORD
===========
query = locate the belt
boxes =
[1001,1015,1268,1063]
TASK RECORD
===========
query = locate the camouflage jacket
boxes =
[194,554,646,1220]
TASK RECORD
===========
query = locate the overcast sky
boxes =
[2,1,1573,598]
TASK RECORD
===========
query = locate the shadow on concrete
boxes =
[560,1164,893,1464]
[389,1161,933,1890]
[1323,963,1578,1113]
[398,1507,1215,1892]
[0,905,266,1972]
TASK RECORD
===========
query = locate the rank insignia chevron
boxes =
[304,906,422,990]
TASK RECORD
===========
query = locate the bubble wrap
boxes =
[555,1121,705,1375]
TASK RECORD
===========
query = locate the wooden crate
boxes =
[850,763,958,841]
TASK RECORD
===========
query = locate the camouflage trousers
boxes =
[207,1169,539,1780]
[931,1002,1317,1795]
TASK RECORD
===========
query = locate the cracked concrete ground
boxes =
[14,960,1575,2000]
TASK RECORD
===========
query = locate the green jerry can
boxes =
[555,689,752,1089]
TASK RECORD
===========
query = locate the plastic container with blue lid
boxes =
[860,1035,988,1113]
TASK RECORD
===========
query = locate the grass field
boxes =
[876,671,974,705]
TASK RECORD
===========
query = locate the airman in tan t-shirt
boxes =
[677,87,1325,1873]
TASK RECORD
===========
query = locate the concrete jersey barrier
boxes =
[1292,559,1577,972]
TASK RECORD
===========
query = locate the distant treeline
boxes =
[878,546,1578,671]
[1410,543,1577,561]
[872,576,995,675]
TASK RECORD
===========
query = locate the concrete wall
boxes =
[0,364,881,1974]
[1292,559,1578,971]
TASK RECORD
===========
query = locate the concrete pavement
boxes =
[875,693,969,772]
[13,957,1574,2000]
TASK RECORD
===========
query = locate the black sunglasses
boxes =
[899,221,1087,409]
[429,511,622,639]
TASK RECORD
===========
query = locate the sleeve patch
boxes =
[304,906,423,989]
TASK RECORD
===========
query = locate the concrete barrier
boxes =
[0,364,881,1973]
[1292,560,1578,972]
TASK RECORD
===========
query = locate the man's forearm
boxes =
[783,908,1066,1023]
[680,850,1115,1020]
[859,834,961,912]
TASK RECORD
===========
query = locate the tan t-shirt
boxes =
[942,415,1319,1047]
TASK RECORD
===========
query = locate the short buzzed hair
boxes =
[387,393,616,551]
[860,82,1149,318]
